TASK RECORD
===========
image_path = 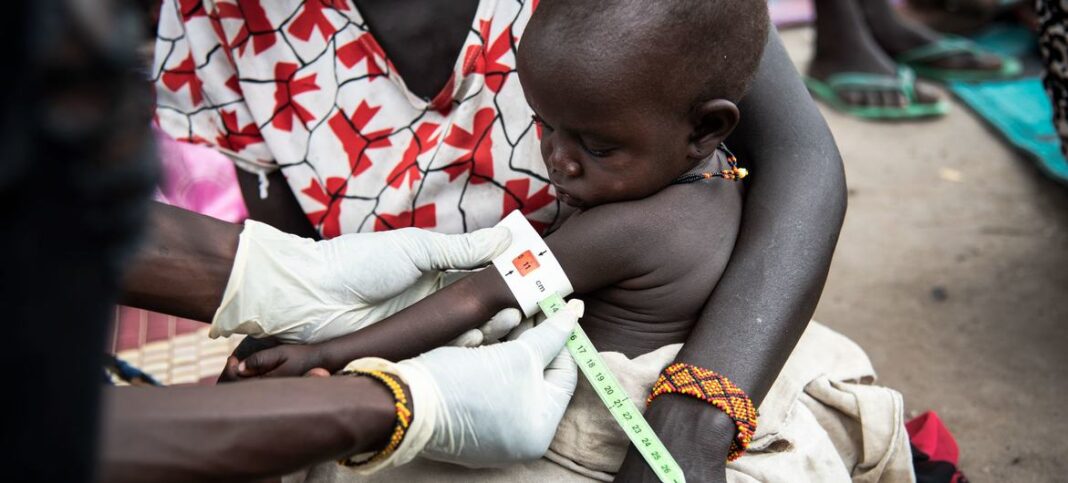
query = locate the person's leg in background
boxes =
[1036,0,1068,158]
[809,0,943,108]
[808,0,1015,115]
[858,0,1005,71]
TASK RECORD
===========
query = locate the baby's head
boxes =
[517,0,769,208]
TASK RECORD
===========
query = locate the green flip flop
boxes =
[804,67,950,120]
[896,36,1022,82]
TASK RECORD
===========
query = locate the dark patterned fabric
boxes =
[1037,0,1068,158]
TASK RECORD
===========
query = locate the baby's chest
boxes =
[577,274,712,357]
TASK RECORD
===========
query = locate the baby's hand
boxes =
[232,343,327,379]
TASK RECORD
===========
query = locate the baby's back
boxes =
[550,157,744,358]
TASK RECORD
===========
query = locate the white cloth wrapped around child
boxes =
[290,321,915,483]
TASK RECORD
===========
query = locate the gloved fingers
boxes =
[517,299,584,366]
[505,311,546,340]
[543,347,578,395]
[479,308,523,343]
[503,316,536,342]
[401,227,511,272]
[447,328,484,347]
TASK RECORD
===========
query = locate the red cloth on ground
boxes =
[907,411,968,483]
[907,411,960,466]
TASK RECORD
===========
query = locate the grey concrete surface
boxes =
[780,27,1068,482]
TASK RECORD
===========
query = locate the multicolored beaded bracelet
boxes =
[339,369,412,467]
[646,363,758,462]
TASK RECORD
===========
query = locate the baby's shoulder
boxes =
[562,179,741,251]
[638,176,744,231]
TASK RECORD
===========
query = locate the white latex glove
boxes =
[210,220,511,344]
[446,307,523,347]
[342,299,584,472]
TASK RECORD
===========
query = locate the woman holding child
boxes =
[122,0,913,481]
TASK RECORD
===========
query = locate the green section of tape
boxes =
[538,294,685,483]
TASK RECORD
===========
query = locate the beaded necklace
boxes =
[670,144,748,185]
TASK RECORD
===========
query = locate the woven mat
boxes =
[110,307,244,385]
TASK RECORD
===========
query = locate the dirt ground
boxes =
[778,28,1068,482]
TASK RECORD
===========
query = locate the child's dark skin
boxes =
[233,5,748,377]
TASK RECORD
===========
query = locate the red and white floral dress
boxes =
[153,0,557,237]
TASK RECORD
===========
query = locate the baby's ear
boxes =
[687,99,740,159]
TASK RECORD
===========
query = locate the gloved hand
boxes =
[446,307,524,347]
[344,299,584,472]
[210,220,512,344]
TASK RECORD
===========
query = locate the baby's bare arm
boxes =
[308,205,655,370]
[545,200,668,294]
[231,270,521,378]
[313,270,518,368]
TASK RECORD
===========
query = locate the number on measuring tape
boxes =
[512,250,541,276]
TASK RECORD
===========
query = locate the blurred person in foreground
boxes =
[2,2,587,482]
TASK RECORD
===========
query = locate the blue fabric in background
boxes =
[969,24,1040,60]
[948,25,1068,185]
[951,79,1068,183]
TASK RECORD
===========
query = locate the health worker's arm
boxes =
[122,200,514,350]
[101,307,583,481]
[119,202,241,322]
[100,375,397,482]
[616,28,848,483]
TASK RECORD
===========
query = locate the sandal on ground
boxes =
[804,67,950,120]
[895,36,1022,82]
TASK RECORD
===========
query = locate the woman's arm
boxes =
[118,202,241,322]
[617,28,847,482]
[99,376,397,482]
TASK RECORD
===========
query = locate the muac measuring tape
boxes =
[492,211,685,483]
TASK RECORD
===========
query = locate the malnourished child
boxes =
[235,0,769,475]
[233,0,768,474]
[236,0,769,371]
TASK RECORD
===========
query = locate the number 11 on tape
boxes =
[538,294,685,483]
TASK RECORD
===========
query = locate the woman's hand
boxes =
[615,392,737,482]
[615,462,727,483]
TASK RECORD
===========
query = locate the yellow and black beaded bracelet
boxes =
[339,369,412,467]
[647,363,758,462]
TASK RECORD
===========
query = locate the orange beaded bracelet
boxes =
[646,363,758,461]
